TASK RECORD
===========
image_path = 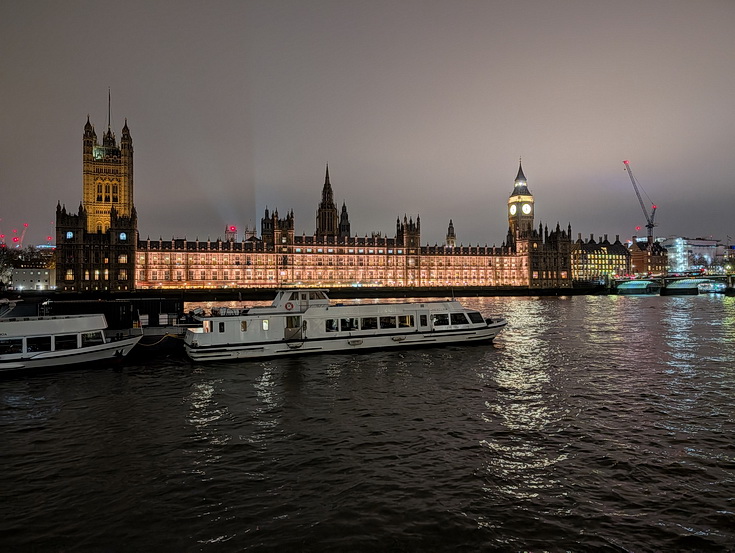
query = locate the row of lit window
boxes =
[138,255,525,268]
[65,269,128,281]
[91,167,121,174]
[531,271,569,279]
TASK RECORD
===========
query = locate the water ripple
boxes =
[1,295,734,551]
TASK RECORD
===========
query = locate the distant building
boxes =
[628,237,668,275]
[572,234,631,282]
[9,268,55,291]
[659,236,726,272]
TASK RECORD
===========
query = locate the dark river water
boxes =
[2,295,734,552]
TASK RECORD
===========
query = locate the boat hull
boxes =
[0,334,142,373]
[185,321,506,361]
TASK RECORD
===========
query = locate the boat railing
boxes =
[210,307,247,317]
[105,327,144,342]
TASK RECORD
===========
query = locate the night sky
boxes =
[2,0,734,248]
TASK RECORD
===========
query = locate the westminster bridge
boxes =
[614,273,735,295]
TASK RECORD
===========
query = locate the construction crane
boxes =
[622,160,657,245]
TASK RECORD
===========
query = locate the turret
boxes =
[121,118,132,152]
[339,201,351,238]
[446,219,456,247]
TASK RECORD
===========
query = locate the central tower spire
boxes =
[316,164,339,237]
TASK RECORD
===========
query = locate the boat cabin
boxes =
[0,315,108,356]
[269,289,330,312]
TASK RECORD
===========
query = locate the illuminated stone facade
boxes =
[55,116,137,292]
[136,163,573,290]
[82,116,134,233]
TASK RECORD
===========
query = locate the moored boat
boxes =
[184,289,507,361]
[0,314,142,373]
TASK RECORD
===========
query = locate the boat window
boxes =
[361,317,378,330]
[55,334,78,350]
[203,321,212,333]
[325,319,339,332]
[285,316,300,329]
[309,291,323,300]
[420,315,428,327]
[379,316,396,329]
[433,314,449,326]
[468,312,485,324]
[289,292,299,301]
[27,336,52,352]
[262,319,269,331]
[219,322,226,333]
[398,315,414,328]
[81,332,105,347]
[0,338,23,354]
[451,313,469,325]
[340,318,358,331]
[240,321,248,332]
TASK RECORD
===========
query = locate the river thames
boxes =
[1,294,734,552]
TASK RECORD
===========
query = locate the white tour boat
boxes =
[0,314,142,373]
[184,289,507,361]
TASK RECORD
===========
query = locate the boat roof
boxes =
[0,314,108,338]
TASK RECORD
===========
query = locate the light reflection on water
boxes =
[3,295,734,551]
[475,298,569,501]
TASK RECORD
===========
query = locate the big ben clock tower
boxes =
[507,159,534,237]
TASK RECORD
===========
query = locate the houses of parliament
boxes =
[55,113,638,293]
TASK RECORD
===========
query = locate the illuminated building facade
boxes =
[55,114,137,291]
[571,234,631,282]
[136,162,573,290]
[53,108,574,291]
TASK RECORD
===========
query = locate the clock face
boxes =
[66,231,73,239]
[522,203,532,215]
[119,232,127,241]
[509,204,517,215]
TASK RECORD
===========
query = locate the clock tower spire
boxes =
[507,158,534,237]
